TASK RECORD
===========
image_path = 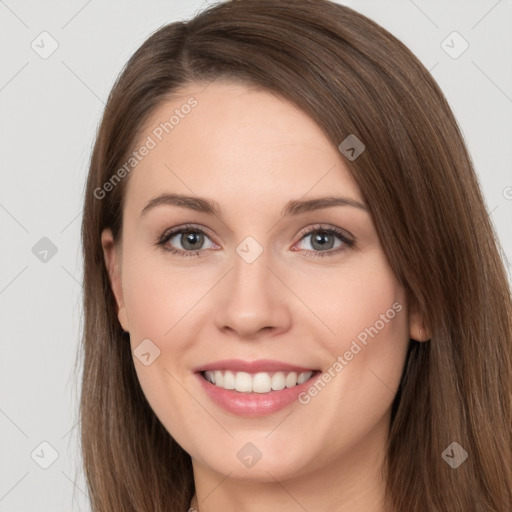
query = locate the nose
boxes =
[214,245,292,340]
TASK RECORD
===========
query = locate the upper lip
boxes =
[192,359,318,374]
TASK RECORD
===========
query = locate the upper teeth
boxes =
[203,370,314,393]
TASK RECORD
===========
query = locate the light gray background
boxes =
[1,0,511,510]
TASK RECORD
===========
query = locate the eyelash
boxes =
[155,223,355,259]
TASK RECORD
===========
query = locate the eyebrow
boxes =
[140,193,368,218]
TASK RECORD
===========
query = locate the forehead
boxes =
[124,80,362,214]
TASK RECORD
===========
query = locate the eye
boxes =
[156,223,355,259]
[293,225,355,258]
[156,224,216,258]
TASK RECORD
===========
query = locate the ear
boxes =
[408,296,430,342]
[101,228,130,333]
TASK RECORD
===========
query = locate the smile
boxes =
[195,366,322,417]
[201,369,317,393]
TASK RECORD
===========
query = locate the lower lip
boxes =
[194,371,320,417]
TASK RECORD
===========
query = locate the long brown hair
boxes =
[77,0,512,510]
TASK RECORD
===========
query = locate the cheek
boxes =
[119,251,207,445]
[297,249,408,351]
[121,250,211,341]
[287,254,409,465]
[298,250,409,420]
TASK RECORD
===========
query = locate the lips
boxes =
[192,359,322,416]
[192,358,318,374]
[195,369,321,417]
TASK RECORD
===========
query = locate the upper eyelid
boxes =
[159,224,215,243]
[296,224,352,240]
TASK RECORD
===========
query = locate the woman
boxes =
[78,0,512,510]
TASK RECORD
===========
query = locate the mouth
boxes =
[198,369,322,394]
[193,360,323,417]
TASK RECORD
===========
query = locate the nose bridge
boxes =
[231,234,276,304]
[215,234,291,337]
[233,237,271,290]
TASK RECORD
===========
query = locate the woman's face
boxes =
[102,80,423,485]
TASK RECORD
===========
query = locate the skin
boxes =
[102,80,427,512]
